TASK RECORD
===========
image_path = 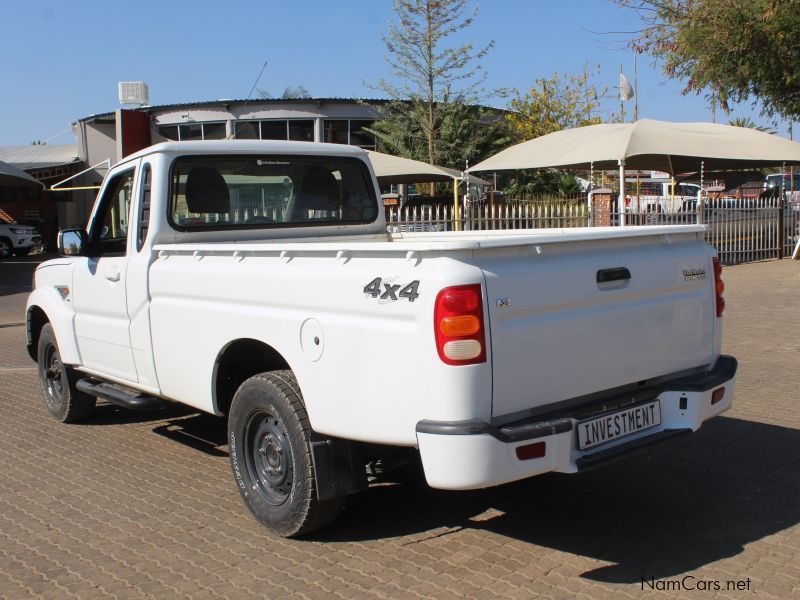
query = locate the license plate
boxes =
[577,400,661,450]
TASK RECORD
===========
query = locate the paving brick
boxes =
[1,258,799,597]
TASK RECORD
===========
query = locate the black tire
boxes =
[0,237,12,259]
[228,370,344,537]
[14,247,31,257]
[37,323,96,423]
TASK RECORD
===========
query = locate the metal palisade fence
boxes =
[386,195,800,265]
[387,198,590,232]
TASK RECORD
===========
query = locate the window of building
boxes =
[288,120,314,142]
[349,120,375,149]
[24,210,39,226]
[158,125,179,141]
[260,121,287,140]
[181,124,203,141]
[234,121,259,140]
[323,120,349,144]
[203,123,227,139]
[157,122,227,141]
[322,119,375,149]
[233,119,316,142]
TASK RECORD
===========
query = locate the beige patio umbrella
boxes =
[468,119,800,225]
[366,150,488,230]
[467,119,800,174]
[365,150,489,185]
[366,150,455,184]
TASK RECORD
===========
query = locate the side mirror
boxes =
[57,229,88,257]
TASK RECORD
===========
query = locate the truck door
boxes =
[71,165,139,382]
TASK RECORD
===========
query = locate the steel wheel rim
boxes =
[244,409,294,506]
[43,344,64,410]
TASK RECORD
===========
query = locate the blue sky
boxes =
[0,0,789,146]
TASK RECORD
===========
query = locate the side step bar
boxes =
[76,379,166,411]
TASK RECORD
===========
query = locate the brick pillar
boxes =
[590,188,615,226]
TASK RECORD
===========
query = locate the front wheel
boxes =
[0,237,12,259]
[37,324,96,422]
[228,370,344,537]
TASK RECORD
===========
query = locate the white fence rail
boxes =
[386,196,800,265]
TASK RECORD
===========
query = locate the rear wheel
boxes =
[37,324,96,422]
[228,370,344,537]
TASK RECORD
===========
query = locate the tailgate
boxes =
[481,231,715,418]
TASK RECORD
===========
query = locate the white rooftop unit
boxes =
[118,81,150,106]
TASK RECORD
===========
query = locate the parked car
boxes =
[765,172,800,205]
[626,180,702,214]
[0,218,41,258]
[27,140,737,537]
[765,172,800,191]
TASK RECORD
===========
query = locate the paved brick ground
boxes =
[1,257,799,599]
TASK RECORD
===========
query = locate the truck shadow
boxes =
[81,401,194,426]
[151,413,228,457]
[79,404,229,456]
[318,416,800,584]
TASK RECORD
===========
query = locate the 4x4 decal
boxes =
[363,277,420,302]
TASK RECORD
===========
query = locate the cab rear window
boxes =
[169,155,378,230]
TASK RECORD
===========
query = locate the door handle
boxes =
[596,267,631,283]
[104,268,121,282]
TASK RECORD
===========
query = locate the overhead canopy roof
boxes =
[468,119,800,174]
[0,161,43,187]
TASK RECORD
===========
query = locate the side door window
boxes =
[89,170,135,256]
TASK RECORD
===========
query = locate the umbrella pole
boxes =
[453,177,461,232]
[619,159,626,226]
[697,161,704,225]
[589,162,594,227]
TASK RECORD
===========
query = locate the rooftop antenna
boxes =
[245,59,269,102]
[118,81,150,107]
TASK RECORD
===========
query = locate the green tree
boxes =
[618,0,800,120]
[256,85,311,99]
[367,95,510,171]
[373,0,496,170]
[728,116,776,134]
[281,85,311,100]
[506,67,606,142]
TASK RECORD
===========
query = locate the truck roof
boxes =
[119,140,369,165]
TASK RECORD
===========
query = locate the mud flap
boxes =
[310,437,368,501]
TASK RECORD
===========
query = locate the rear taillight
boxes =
[434,284,486,365]
[712,257,725,317]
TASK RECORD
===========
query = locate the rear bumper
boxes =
[416,355,737,490]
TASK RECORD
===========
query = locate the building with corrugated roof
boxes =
[27,97,502,234]
[67,98,386,229]
[0,144,83,248]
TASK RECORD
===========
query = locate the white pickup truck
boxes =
[27,141,737,537]
[0,218,41,258]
